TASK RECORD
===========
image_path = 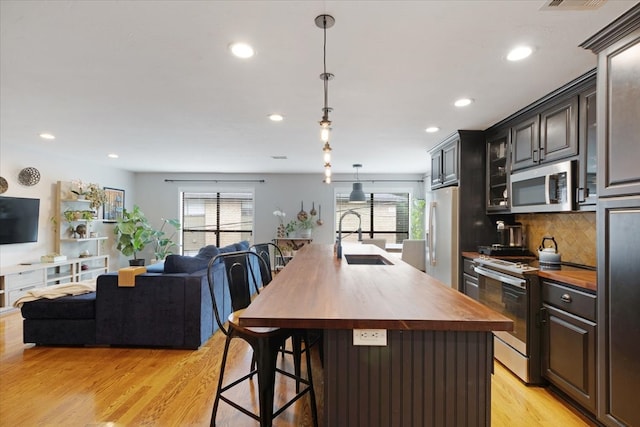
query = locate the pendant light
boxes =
[349,164,366,203]
[316,14,335,183]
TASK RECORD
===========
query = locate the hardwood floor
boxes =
[0,310,595,426]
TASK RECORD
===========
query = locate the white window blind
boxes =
[182,192,253,255]
[335,192,409,245]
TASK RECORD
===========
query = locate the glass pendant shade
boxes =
[349,182,366,203]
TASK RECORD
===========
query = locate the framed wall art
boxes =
[102,187,124,222]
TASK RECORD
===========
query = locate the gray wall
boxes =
[134,172,427,264]
[1,143,427,270]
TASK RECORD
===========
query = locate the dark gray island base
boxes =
[241,244,512,426]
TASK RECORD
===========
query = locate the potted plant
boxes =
[113,205,154,266]
[152,218,181,261]
[70,180,107,210]
[285,220,297,238]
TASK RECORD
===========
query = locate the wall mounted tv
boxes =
[0,196,40,244]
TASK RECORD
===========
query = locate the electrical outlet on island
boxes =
[353,329,387,346]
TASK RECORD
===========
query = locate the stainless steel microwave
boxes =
[510,160,574,213]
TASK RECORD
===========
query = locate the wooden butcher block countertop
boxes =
[240,244,513,332]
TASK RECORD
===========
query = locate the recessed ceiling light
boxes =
[425,126,440,133]
[507,46,533,61]
[107,153,119,159]
[229,42,255,58]
[454,98,473,107]
[269,114,284,122]
[39,133,55,140]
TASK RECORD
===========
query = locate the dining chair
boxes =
[207,250,318,427]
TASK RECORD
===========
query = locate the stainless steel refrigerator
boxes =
[425,186,459,290]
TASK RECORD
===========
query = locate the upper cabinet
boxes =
[511,115,539,170]
[511,95,578,172]
[485,70,596,213]
[429,135,459,188]
[486,130,510,212]
[586,25,640,198]
[577,87,598,208]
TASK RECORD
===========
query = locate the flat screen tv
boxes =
[0,196,40,244]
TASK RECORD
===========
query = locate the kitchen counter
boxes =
[242,244,513,426]
[462,251,597,292]
[243,244,513,331]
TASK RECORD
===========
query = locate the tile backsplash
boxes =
[515,212,596,267]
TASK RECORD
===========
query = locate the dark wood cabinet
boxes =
[511,96,578,172]
[486,130,510,212]
[541,280,597,414]
[595,32,640,197]
[577,87,598,208]
[596,196,640,427]
[511,115,539,171]
[430,149,443,188]
[582,6,640,426]
[429,136,458,188]
[540,96,579,163]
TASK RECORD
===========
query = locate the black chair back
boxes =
[251,242,285,283]
[207,250,270,336]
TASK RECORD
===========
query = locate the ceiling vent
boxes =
[540,0,607,11]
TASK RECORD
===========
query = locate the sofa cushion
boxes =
[21,292,96,320]
[164,245,220,273]
[146,261,165,273]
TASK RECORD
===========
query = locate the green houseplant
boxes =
[113,205,154,266]
[152,218,181,261]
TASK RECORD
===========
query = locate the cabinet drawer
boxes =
[463,258,477,277]
[4,269,43,289]
[542,280,596,321]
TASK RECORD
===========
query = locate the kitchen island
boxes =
[240,244,513,426]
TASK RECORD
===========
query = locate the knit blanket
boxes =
[13,279,97,308]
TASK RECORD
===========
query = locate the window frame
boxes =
[334,188,412,244]
[180,189,255,255]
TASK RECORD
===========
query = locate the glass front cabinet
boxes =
[486,131,510,212]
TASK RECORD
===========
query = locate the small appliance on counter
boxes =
[538,236,561,270]
[478,221,532,256]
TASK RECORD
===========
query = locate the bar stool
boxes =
[207,250,318,427]
[250,242,323,391]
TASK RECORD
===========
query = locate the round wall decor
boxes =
[18,167,41,186]
[0,176,7,193]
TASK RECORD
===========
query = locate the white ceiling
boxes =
[1,0,637,175]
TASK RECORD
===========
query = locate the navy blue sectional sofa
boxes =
[21,241,257,349]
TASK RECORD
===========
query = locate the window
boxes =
[335,192,409,245]
[181,192,253,255]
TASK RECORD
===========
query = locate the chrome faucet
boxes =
[336,209,362,259]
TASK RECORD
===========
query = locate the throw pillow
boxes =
[164,255,208,274]
[164,245,221,273]
[146,261,165,273]
[235,240,250,251]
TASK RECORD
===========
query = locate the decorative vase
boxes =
[298,229,312,239]
[77,194,86,200]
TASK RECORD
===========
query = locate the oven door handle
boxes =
[473,266,526,289]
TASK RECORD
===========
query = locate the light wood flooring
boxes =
[0,310,596,426]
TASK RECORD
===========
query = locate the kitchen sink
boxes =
[344,254,393,265]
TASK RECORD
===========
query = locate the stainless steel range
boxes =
[473,256,543,384]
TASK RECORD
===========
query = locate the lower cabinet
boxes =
[0,255,108,311]
[541,280,597,414]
